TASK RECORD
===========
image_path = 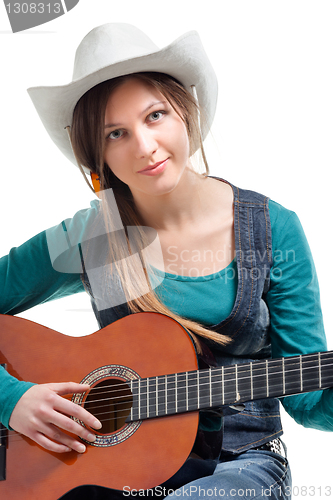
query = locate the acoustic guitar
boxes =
[0,312,332,499]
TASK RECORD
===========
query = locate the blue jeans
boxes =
[59,448,291,500]
[164,449,291,499]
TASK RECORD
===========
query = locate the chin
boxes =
[150,176,182,197]
[131,166,187,198]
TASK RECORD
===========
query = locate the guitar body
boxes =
[0,312,200,499]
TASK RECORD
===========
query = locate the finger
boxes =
[33,419,88,454]
[52,394,102,430]
[49,411,98,445]
[35,433,73,454]
[48,382,91,396]
[36,428,85,454]
[46,423,87,453]
[27,423,73,454]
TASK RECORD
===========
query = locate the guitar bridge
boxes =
[0,364,7,481]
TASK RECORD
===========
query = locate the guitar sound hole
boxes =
[84,379,133,434]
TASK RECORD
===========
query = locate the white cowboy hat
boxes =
[27,23,218,173]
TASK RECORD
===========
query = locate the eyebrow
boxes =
[104,100,168,129]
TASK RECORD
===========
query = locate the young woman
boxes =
[0,23,331,499]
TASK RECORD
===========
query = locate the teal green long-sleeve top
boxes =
[0,198,332,431]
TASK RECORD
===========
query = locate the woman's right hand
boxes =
[9,382,102,454]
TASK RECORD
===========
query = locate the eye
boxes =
[107,129,124,140]
[147,110,166,122]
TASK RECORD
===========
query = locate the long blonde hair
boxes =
[71,72,230,346]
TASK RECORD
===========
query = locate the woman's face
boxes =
[103,78,190,199]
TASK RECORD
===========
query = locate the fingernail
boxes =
[93,420,102,429]
[87,433,96,442]
[78,444,86,453]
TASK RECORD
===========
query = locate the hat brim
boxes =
[27,31,218,173]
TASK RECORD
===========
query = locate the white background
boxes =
[0,0,332,495]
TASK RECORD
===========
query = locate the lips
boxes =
[137,158,169,176]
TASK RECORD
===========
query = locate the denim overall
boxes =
[63,182,290,499]
[87,181,282,453]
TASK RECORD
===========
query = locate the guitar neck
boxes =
[129,351,333,422]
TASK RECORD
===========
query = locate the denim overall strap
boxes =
[211,182,273,356]
[202,181,283,454]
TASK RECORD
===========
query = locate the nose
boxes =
[133,127,158,159]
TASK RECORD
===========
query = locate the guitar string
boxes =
[79,372,333,419]
[75,351,333,399]
[2,371,333,442]
[3,356,333,428]
[57,354,333,408]
[73,365,332,412]
[2,356,329,431]
[62,355,333,407]
[68,358,330,416]
[2,346,332,444]
[4,374,333,446]
[80,369,333,423]
[2,355,332,438]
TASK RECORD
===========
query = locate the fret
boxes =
[130,380,134,421]
[300,356,303,392]
[138,378,141,420]
[165,375,168,414]
[187,371,198,412]
[147,377,156,419]
[302,354,320,393]
[175,373,178,413]
[251,361,267,400]
[130,379,140,422]
[283,356,300,396]
[223,365,236,405]
[139,378,148,420]
[186,372,189,411]
[210,367,222,408]
[320,352,333,389]
[198,369,210,409]
[266,360,269,397]
[266,359,284,398]
[176,372,187,414]
[197,371,200,409]
[319,352,322,389]
[282,358,285,395]
[155,377,158,417]
[236,363,252,403]
[157,375,165,416]
[166,374,176,415]
[235,365,239,401]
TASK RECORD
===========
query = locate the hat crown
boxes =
[73,23,159,81]
[28,23,218,172]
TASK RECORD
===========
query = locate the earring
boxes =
[90,172,101,194]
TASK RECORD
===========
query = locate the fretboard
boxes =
[129,351,333,422]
